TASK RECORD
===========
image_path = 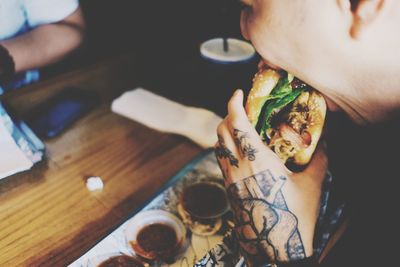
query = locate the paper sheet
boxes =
[0,120,33,180]
[111,88,222,149]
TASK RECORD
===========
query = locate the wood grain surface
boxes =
[0,53,203,266]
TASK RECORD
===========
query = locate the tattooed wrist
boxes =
[227,169,306,265]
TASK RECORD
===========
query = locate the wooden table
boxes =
[0,53,203,266]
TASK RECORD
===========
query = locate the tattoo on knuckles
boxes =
[215,135,239,168]
[233,129,258,161]
[227,169,306,264]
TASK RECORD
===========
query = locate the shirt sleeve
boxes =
[23,0,80,28]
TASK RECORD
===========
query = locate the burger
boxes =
[245,68,327,167]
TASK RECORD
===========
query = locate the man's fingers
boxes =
[226,90,281,164]
[215,119,240,168]
[227,89,248,122]
[215,118,244,184]
[227,90,263,144]
[216,91,292,183]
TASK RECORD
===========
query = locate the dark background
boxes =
[44,0,259,116]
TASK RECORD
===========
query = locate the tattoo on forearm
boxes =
[215,135,239,167]
[227,170,306,265]
[233,129,258,161]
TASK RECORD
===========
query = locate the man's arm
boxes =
[0,7,85,73]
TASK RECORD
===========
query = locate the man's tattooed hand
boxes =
[227,169,306,265]
[215,90,326,266]
[233,129,258,161]
[215,135,239,167]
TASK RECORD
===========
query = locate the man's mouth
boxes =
[258,59,282,71]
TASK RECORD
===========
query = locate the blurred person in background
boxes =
[0,0,85,94]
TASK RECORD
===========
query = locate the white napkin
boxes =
[111,88,222,148]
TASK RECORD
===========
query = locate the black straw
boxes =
[222,0,229,52]
[223,38,229,52]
